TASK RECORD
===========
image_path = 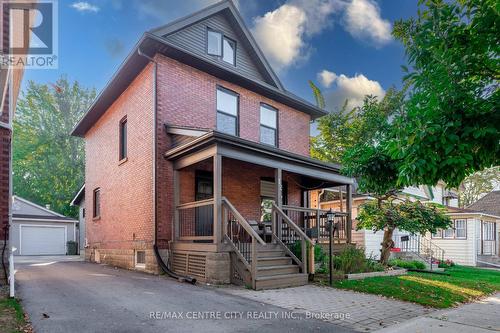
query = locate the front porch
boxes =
[166,131,354,289]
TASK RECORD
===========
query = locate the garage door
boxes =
[20,225,66,255]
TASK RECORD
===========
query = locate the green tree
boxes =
[310,87,451,264]
[357,200,451,264]
[459,166,500,207]
[13,76,95,217]
[390,0,500,188]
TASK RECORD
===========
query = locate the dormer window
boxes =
[207,28,236,66]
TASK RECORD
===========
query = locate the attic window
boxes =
[207,29,222,56]
[207,28,236,66]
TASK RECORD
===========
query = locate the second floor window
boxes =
[93,188,100,218]
[119,117,127,160]
[216,87,238,136]
[260,104,278,146]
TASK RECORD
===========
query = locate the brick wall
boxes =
[155,55,311,249]
[84,54,314,271]
[84,64,156,271]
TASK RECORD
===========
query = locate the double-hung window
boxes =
[454,219,467,239]
[216,87,239,135]
[93,188,100,219]
[260,104,278,146]
[119,116,127,161]
[207,28,236,65]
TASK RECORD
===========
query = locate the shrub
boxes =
[438,259,455,268]
[291,242,325,268]
[389,258,426,270]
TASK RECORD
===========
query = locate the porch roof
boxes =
[164,130,354,186]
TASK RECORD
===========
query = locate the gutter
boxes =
[136,48,196,284]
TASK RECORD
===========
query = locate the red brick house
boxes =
[1,2,31,281]
[72,0,354,289]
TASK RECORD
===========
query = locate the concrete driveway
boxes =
[16,260,354,333]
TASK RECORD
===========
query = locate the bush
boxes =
[331,246,385,274]
[290,242,325,269]
[389,258,426,270]
[438,259,455,268]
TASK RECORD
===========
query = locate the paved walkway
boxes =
[222,285,434,332]
[378,293,500,332]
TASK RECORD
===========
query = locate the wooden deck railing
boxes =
[282,205,348,244]
[222,197,265,288]
[176,198,215,241]
[272,203,315,274]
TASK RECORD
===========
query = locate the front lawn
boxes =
[331,266,500,308]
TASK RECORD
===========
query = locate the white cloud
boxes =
[318,70,337,88]
[252,0,341,72]
[319,71,385,111]
[71,2,99,13]
[252,5,307,72]
[344,0,392,46]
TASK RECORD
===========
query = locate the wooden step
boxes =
[257,249,287,258]
[254,273,308,290]
[257,265,299,276]
[252,256,292,266]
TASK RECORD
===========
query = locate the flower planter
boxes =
[345,269,407,280]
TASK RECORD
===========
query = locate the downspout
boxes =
[137,48,195,284]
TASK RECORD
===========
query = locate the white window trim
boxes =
[454,219,467,239]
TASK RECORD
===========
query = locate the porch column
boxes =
[273,168,282,241]
[275,168,282,208]
[213,154,222,247]
[346,184,353,244]
[173,169,180,241]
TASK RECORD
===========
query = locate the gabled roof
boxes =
[71,1,326,137]
[150,0,283,91]
[70,185,85,206]
[467,191,500,217]
[12,195,77,221]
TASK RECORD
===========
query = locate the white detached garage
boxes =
[11,196,78,256]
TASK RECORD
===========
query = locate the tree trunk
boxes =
[379,227,395,265]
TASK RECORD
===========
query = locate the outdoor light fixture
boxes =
[326,208,334,286]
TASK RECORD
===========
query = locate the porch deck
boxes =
[165,130,354,288]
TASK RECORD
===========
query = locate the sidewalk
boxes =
[377,292,500,332]
[222,285,433,332]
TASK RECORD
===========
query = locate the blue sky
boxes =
[22,0,418,111]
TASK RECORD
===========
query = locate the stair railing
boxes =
[222,197,265,288]
[397,234,445,269]
[271,202,315,274]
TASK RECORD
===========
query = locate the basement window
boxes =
[135,250,146,268]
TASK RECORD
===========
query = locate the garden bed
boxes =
[346,268,407,280]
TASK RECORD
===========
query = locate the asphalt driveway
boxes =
[15,260,354,333]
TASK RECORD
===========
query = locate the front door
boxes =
[195,171,213,239]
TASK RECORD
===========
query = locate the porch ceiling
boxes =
[164,130,354,186]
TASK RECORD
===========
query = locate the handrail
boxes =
[176,198,214,209]
[273,203,313,245]
[283,205,347,216]
[222,197,265,245]
[272,202,315,274]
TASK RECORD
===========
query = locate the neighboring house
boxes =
[1,4,32,279]
[317,183,459,258]
[71,0,354,289]
[70,185,86,255]
[10,196,78,256]
[317,185,500,267]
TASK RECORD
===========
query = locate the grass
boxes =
[330,266,500,308]
[0,288,30,333]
